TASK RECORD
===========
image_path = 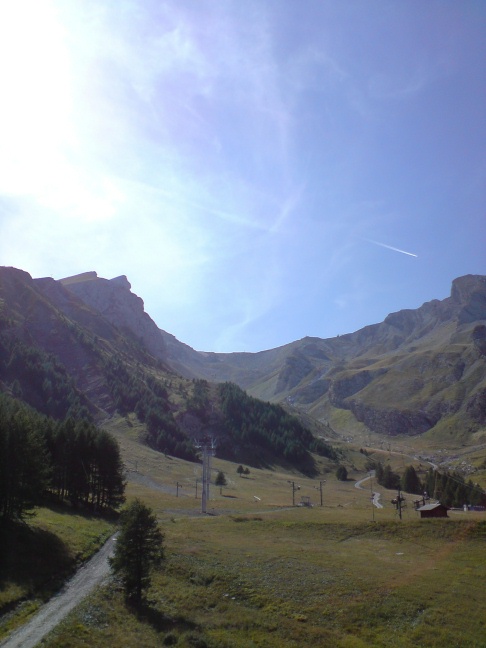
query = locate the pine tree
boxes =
[215,470,227,494]
[336,465,348,481]
[110,499,164,607]
[401,466,422,495]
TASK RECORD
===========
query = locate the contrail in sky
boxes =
[364,238,418,258]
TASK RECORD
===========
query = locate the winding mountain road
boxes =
[355,472,383,509]
[0,534,117,648]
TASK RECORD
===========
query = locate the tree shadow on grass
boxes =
[0,520,73,613]
[133,601,198,635]
[41,498,120,522]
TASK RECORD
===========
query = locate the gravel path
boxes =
[0,468,186,648]
[0,534,117,648]
[355,472,383,509]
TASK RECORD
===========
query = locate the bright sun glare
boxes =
[0,1,119,222]
[0,1,73,189]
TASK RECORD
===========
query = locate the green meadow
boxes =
[2,416,485,647]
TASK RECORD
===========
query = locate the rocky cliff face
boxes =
[0,268,128,416]
[59,272,167,361]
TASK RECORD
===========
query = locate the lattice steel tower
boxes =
[194,437,216,514]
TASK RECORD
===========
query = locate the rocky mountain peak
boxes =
[450,274,486,304]
[59,273,166,360]
[110,275,131,290]
[450,275,486,324]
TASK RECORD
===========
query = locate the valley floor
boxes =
[2,418,485,647]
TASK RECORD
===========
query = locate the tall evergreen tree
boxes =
[401,466,422,495]
[110,499,164,607]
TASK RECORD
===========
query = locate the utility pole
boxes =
[319,480,326,507]
[288,480,299,506]
[391,487,406,520]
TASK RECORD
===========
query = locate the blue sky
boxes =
[0,1,484,352]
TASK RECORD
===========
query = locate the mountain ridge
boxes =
[1,266,485,443]
[57,269,486,441]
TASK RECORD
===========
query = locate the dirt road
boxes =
[355,472,383,509]
[0,534,117,648]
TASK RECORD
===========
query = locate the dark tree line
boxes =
[365,457,484,507]
[186,379,210,419]
[374,461,401,490]
[216,382,337,472]
[336,465,348,481]
[0,334,90,421]
[366,459,413,492]
[0,394,125,524]
[44,418,125,510]
[423,467,484,508]
[101,357,197,461]
[0,398,50,522]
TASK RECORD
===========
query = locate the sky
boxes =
[0,1,485,353]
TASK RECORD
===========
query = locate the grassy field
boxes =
[1,414,485,647]
[40,506,486,647]
[25,417,485,648]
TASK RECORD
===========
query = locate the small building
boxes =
[417,502,449,519]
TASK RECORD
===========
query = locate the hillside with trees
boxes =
[214,381,337,474]
[0,267,334,476]
[0,394,125,524]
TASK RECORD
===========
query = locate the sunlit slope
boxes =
[159,275,486,443]
[2,267,484,446]
[0,266,337,475]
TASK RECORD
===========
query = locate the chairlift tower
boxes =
[194,437,216,514]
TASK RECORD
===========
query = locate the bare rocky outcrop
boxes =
[59,272,167,361]
[451,274,486,324]
[275,351,314,394]
[346,400,438,436]
[328,369,386,408]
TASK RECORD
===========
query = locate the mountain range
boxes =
[1,266,485,447]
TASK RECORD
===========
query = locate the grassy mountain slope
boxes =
[0,267,334,474]
[3,266,485,448]
[157,275,486,444]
